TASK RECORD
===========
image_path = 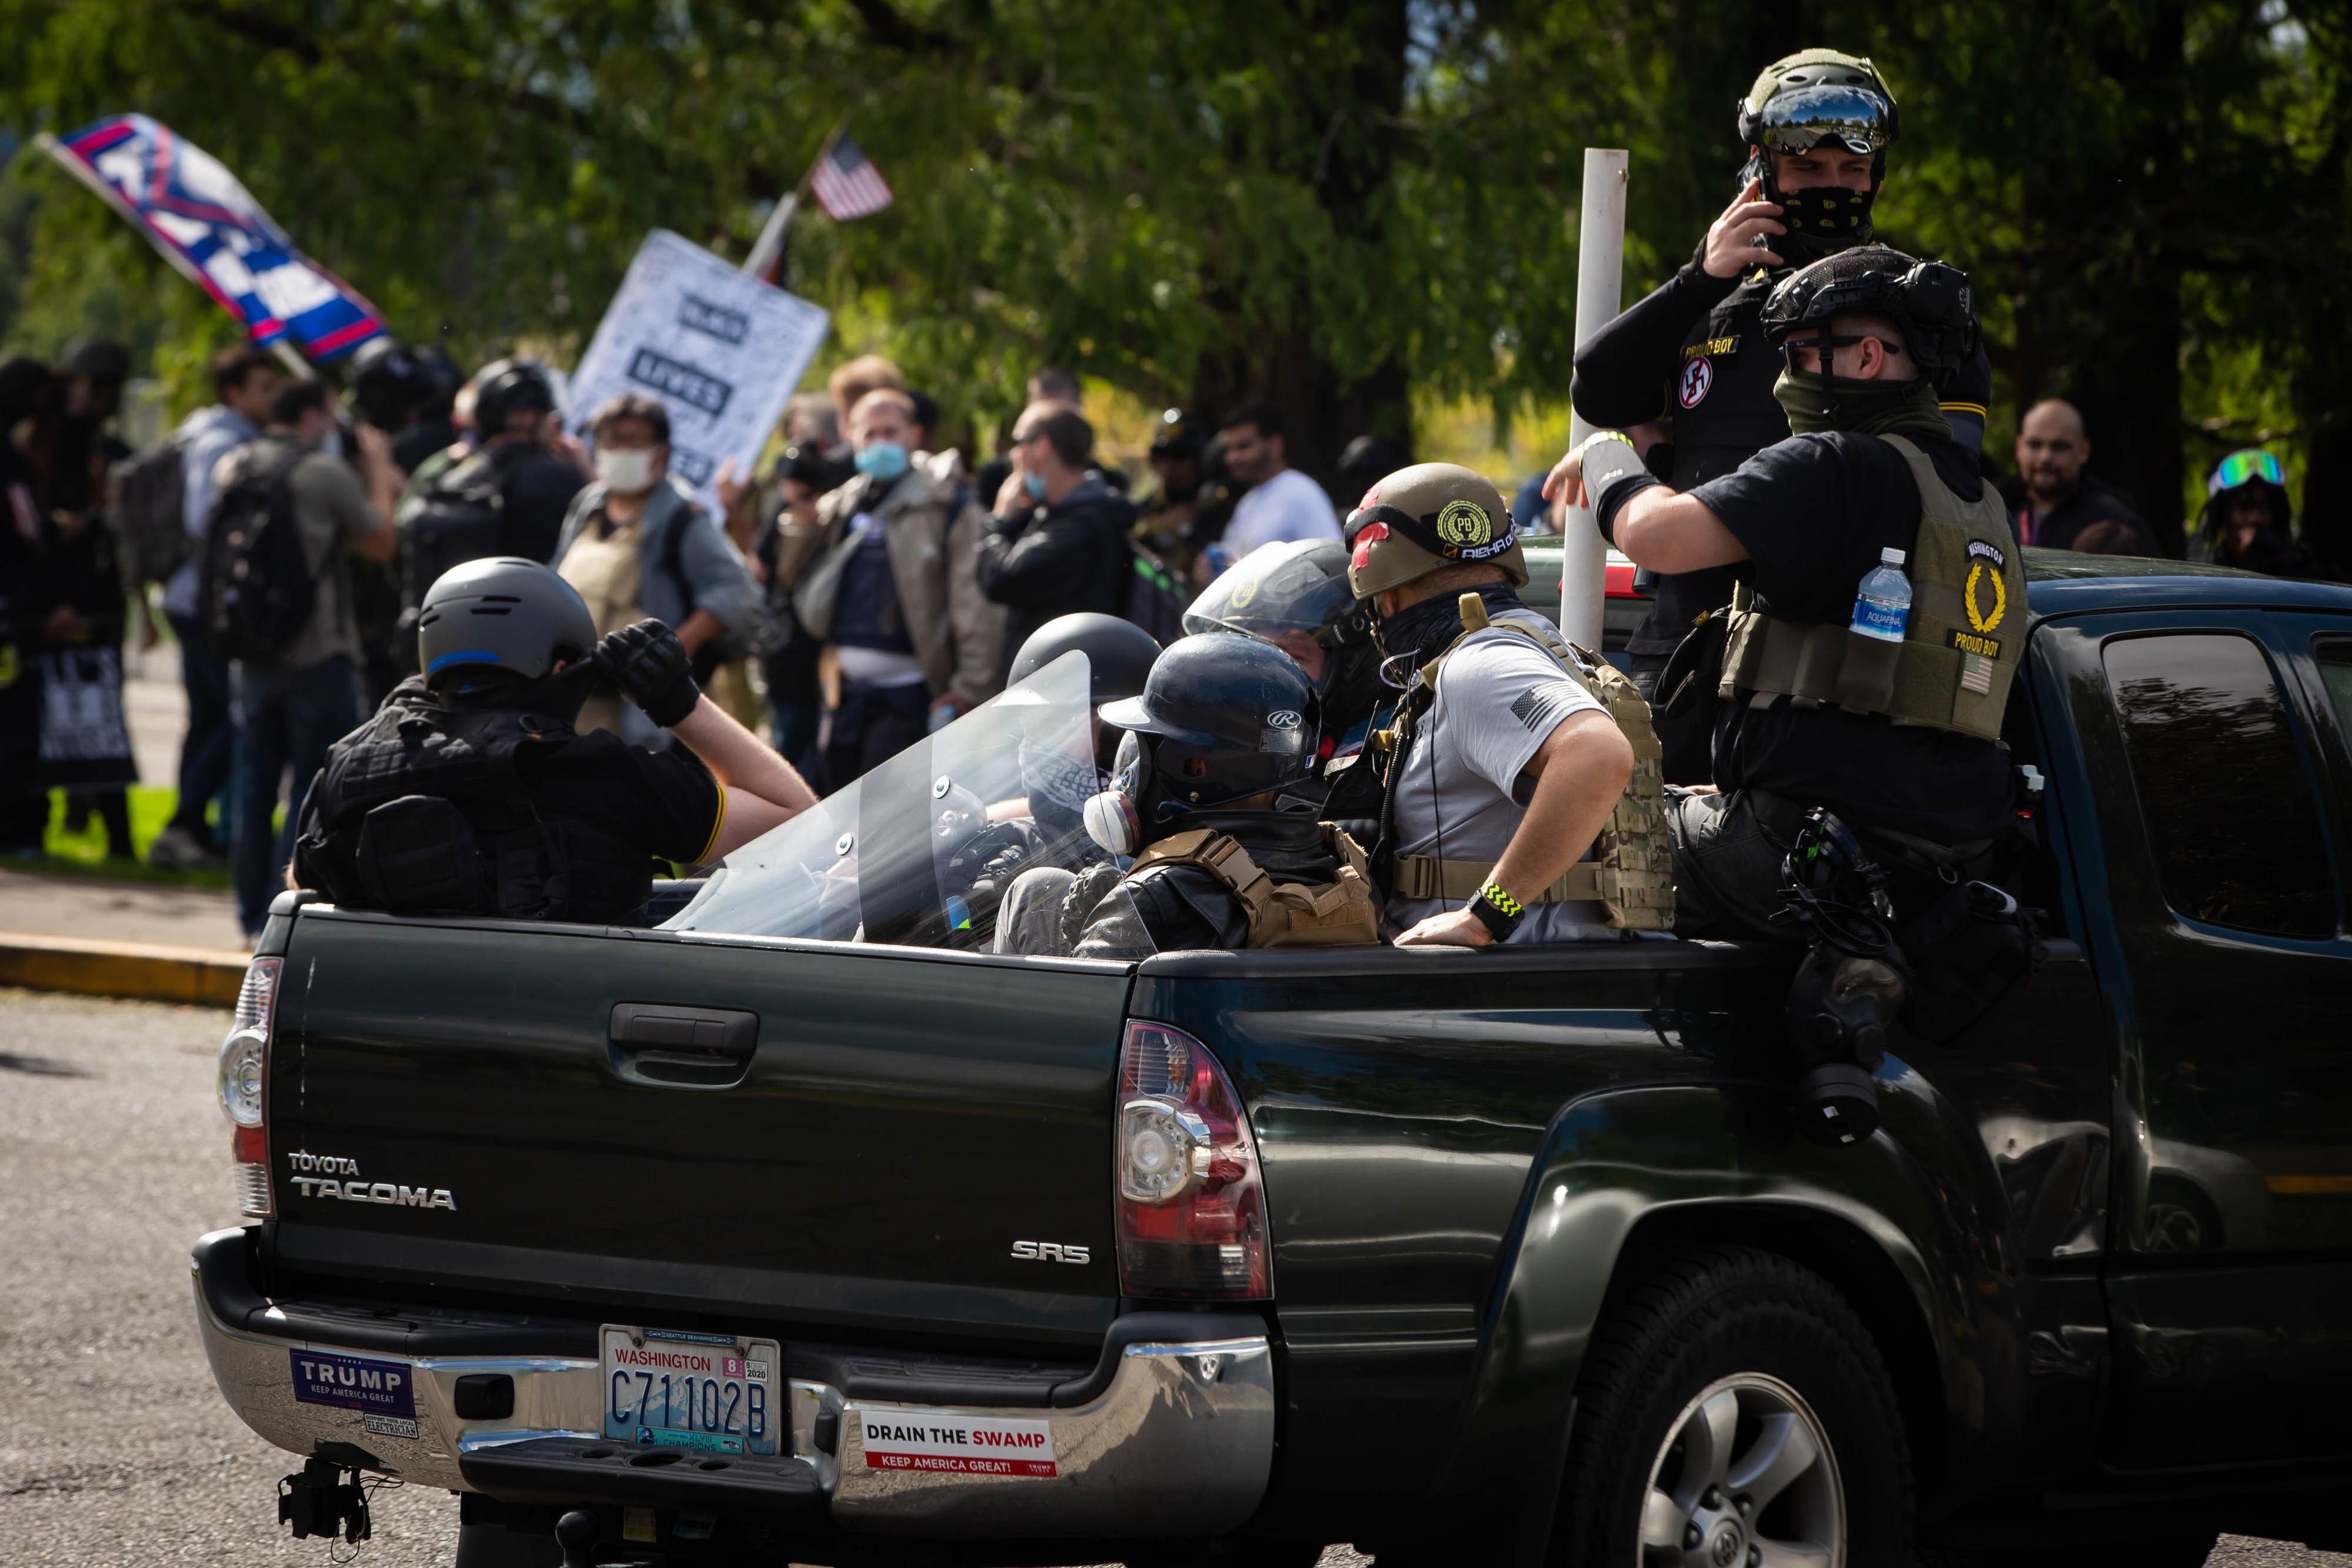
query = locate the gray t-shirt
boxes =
[1387,610,1617,944]
[213,436,379,670]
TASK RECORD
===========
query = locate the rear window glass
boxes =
[2102,633,2335,938]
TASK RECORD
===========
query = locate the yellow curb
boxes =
[0,933,246,1007]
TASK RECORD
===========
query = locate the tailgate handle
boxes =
[608,1003,760,1089]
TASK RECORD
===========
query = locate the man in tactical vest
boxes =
[1061,634,1380,957]
[1343,464,1672,946]
[1582,247,2024,1139]
[292,559,816,925]
[1545,50,1991,782]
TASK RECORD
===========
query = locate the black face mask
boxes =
[1370,582,1527,673]
[1772,184,1875,261]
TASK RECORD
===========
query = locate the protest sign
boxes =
[565,230,831,511]
[39,115,385,363]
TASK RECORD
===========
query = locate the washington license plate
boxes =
[601,1325,782,1455]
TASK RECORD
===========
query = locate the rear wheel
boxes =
[1553,1243,1913,1567]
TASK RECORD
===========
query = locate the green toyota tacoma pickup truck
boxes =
[196,554,2352,1566]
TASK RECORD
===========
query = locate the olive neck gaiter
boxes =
[1773,368,1949,443]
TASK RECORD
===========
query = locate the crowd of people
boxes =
[0,43,2337,965]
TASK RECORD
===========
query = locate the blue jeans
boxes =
[167,611,234,845]
[231,656,363,934]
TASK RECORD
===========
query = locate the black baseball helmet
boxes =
[1762,244,1978,375]
[1099,633,1321,821]
[1183,540,1384,739]
[1011,612,1163,710]
[417,558,597,688]
[472,358,556,438]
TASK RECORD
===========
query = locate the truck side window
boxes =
[2315,643,2352,745]
[2102,632,2337,938]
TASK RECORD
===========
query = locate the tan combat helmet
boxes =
[1343,462,1528,601]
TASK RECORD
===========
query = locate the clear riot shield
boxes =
[664,651,1102,951]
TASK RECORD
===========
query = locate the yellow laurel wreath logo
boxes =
[1435,499,1491,549]
[1965,561,2007,634]
[1228,576,1259,611]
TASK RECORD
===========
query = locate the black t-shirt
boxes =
[515,729,725,867]
[490,444,590,564]
[1690,430,2014,845]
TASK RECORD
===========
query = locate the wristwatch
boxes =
[1468,878,1525,942]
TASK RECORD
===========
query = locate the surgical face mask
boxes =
[1023,470,1049,500]
[854,442,910,483]
[596,447,657,494]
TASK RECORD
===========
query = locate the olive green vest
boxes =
[1717,434,2024,742]
[1383,595,1674,932]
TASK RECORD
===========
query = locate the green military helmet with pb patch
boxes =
[1343,462,1527,601]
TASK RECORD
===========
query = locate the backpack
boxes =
[110,439,192,586]
[199,443,320,662]
[398,447,519,609]
[1123,540,1187,644]
[1129,825,1381,947]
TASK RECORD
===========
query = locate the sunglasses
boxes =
[2211,450,2285,492]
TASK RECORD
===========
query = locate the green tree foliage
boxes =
[1,0,2344,560]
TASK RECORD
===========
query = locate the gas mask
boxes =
[1083,730,1150,856]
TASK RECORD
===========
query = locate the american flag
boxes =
[810,134,894,222]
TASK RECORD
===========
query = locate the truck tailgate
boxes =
[267,911,1129,1348]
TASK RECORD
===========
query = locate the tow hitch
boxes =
[278,1455,371,1544]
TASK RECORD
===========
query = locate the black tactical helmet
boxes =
[62,337,131,383]
[349,338,426,432]
[1010,612,1163,711]
[1183,540,1384,737]
[1098,633,1321,821]
[472,358,556,439]
[417,557,597,688]
[412,345,464,419]
[1738,50,1898,161]
[1762,244,1978,375]
[1148,408,1202,458]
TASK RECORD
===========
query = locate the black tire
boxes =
[1553,1243,1913,1567]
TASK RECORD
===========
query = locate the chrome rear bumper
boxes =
[190,1229,1273,1536]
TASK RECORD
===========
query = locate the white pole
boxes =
[1559,148,1628,650]
[743,193,799,282]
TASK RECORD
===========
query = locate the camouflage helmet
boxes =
[1343,462,1527,601]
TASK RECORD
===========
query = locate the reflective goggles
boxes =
[1756,83,1893,156]
[2209,449,2286,494]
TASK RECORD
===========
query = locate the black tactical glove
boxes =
[594,619,701,728]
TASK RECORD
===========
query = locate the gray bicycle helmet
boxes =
[416,557,597,686]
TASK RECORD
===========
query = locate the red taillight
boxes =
[1604,559,1643,599]
[218,957,279,1218]
[1115,1021,1271,1299]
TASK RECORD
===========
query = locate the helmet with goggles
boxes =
[1738,50,1899,159]
[1761,245,1978,377]
[1343,462,1527,601]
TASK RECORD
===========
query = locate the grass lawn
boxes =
[34,785,240,888]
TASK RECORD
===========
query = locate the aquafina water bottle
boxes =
[1850,548,1912,641]
[1836,547,1911,712]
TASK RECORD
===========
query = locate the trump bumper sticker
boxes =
[855,1409,1057,1477]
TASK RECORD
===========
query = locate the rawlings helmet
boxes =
[1096,634,1321,829]
[1183,539,1384,739]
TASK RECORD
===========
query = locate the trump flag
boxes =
[39,115,385,363]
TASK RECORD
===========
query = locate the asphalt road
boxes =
[0,987,2342,1568]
